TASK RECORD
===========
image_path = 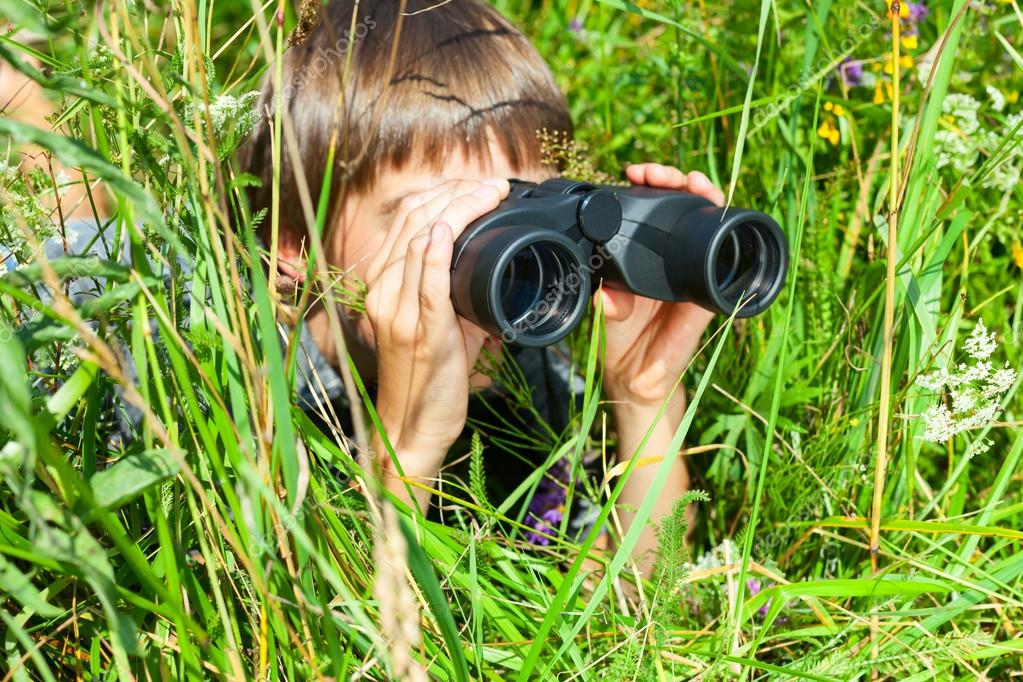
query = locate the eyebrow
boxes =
[380,186,430,217]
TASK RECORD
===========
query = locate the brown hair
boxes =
[241,0,573,238]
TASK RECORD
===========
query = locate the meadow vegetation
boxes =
[1,0,1022,678]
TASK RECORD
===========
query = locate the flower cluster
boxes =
[0,160,60,265]
[915,320,1017,450]
[817,101,847,146]
[537,128,616,185]
[934,90,1023,192]
[183,91,261,140]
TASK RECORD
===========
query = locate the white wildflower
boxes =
[942,94,981,135]
[955,360,992,385]
[951,388,979,414]
[986,86,1006,113]
[691,539,741,572]
[964,319,996,360]
[934,129,978,174]
[921,404,957,443]
[53,170,71,198]
[983,162,1021,193]
[916,319,1017,446]
[916,367,951,390]
[184,91,261,136]
[958,403,1000,432]
[965,437,993,460]
[985,366,1017,397]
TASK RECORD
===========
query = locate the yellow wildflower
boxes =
[1013,241,1023,271]
[883,54,915,74]
[902,34,918,50]
[886,0,910,18]
[873,80,894,104]
[1008,91,1020,104]
[817,119,840,145]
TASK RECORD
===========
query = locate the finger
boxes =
[648,164,687,189]
[369,183,486,299]
[426,180,508,242]
[391,233,430,342]
[417,221,458,332]
[626,163,688,190]
[366,178,505,284]
[370,178,508,289]
[595,287,635,322]
[686,171,726,206]
[365,184,450,285]
[625,164,650,186]
[397,178,507,247]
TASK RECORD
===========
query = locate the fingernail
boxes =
[430,221,450,243]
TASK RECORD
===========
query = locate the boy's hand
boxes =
[364,178,509,501]
[598,163,724,413]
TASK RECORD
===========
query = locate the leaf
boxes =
[0,554,63,618]
[46,361,98,420]
[0,40,113,106]
[0,321,34,448]
[1,257,133,288]
[27,492,138,671]
[468,431,490,511]
[398,515,470,682]
[90,449,180,511]
[746,576,955,624]
[0,0,72,36]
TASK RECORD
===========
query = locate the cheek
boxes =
[345,230,387,283]
[332,203,388,284]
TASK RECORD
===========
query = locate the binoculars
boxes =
[450,178,788,347]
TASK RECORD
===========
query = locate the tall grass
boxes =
[1,0,1022,679]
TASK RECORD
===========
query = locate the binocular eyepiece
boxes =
[451,178,789,347]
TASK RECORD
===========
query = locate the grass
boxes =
[1,0,1022,679]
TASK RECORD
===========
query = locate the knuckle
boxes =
[418,286,439,312]
[406,202,435,229]
[388,321,416,345]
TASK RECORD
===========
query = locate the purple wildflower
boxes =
[747,578,772,617]
[839,59,864,88]
[907,2,928,22]
[568,18,584,35]
[524,457,571,545]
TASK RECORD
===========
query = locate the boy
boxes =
[241,0,725,572]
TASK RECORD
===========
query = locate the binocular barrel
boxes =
[450,178,789,348]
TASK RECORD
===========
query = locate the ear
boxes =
[275,223,308,282]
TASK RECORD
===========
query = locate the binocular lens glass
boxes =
[497,241,582,341]
[714,223,763,303]
[499,244,566,324]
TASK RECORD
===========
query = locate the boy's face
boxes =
[331,145,546,348]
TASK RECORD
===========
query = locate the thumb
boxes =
[595,287,635,322]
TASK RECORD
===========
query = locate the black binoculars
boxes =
[450,178,788,347]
